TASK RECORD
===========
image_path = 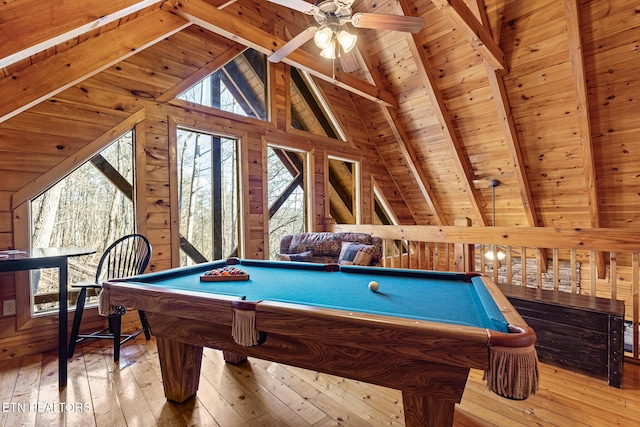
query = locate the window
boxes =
[30,131,135,313]
[267,146,308,259]
[177,129,241,265]
[178,49,267,121]
[290,67,345,140]
[373,182,397,226]
[327,156,360,224]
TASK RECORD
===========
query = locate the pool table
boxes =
[101,258,537,427]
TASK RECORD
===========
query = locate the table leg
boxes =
[156,337,203,403]
[223,350,247,364]
[59,259,68,388]
[402,390,457,427]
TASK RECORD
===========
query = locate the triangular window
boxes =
[290,67,345,141]
[178,49,267,121]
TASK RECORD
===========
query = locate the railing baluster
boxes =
[553,248,559,291]
[633,252,639,359]
[610,252,617,301]
[590,250,597,296]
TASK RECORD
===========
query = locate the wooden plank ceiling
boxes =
[1,0,640,229]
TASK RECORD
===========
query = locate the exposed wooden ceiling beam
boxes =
[160,0,396,107]
[350,40,445,223]
[565,0,605,277]
[0,9,189,124]
[468,0,548,271]
[468,0,540,228]
[0,0,164,70]
[398,0,488,226]
[430,0,507,71]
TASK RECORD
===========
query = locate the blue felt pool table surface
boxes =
[126,259,509,332]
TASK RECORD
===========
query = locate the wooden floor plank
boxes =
[118,338,188,427]
[0,357,23,427]
[4,353,42,427]
[96,339,159,427]
[211,354,322,426]
[1,336,639,427]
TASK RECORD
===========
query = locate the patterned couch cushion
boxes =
[279,232,382,265]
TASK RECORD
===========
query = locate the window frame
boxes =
[325,152,362,224]
[263,133,315,257]
[169,116,248,267]
[12,114,146,331]
[175,127,244,264]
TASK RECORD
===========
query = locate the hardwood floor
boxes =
[1,336,638,426]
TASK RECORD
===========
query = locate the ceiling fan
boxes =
[267,0,424,70]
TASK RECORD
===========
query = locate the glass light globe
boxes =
[337,30,357,53]
[320,43,336,59]
[314,27,334,50]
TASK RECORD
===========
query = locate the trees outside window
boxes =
[267,146,307,259]
[178,49,267,121]
[30,131,135,313]
[177,129,240,265]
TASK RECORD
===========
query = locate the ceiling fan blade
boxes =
[267,0,319,15]
[268,27,318,63]
[339,49,360,73]
[351,13,424,33]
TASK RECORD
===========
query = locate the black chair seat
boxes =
[68,234,152,361]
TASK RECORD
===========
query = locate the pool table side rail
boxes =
[478,276,537,348]
[102,279,529,370]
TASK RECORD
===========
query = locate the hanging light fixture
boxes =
[485,179,506,261]
[313,14,356,60]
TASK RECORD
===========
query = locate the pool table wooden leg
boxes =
[402,390,456,427]
[223,351,247,364]
[156,337,203,403]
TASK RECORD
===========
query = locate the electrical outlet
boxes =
[3,299,16,316]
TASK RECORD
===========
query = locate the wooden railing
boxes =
[329,222,640,362]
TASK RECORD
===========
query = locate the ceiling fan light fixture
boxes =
[314,26,334,50]
[320,43,337,59]
[337,29,357,53]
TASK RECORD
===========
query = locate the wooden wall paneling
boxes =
[166,116,180,268]
[92,66,177,101]
[134,122,149,244]
[269,59,289,132]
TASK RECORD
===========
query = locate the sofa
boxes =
[278,232,383,266]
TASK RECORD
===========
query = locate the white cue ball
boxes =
[368,281,379,292]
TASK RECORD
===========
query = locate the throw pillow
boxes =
[338,242,375,266]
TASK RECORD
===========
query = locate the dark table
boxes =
[0,246,96,388]
[103,258,538,427]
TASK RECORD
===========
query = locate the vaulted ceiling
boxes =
[2,0,639,229]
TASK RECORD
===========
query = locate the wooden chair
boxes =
[68,234,152,361]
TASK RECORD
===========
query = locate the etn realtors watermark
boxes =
[2,402,91,412]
